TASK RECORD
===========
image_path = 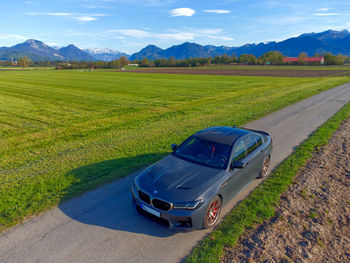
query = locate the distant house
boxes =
[282,57,324,65]
[10,57,18,66]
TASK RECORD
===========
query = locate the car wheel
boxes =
[258,155,270,179]
[203,195,222,229]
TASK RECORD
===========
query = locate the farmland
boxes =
[127,67,350,77]
[0,69,349,231]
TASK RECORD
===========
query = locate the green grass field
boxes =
[0,67,55,70]
[0,70,349,231]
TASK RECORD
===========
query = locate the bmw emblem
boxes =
[153,190,158,195]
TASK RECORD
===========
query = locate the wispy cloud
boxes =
[207,35,234,41]
[25,12,71,16]
[112,36,126,40]
[107,28,234,42]
[108,29,194,41]
[0,34,27,40]
[82,0,176,7]
[312,13,339,16]
[315,7,330,12]
[73,16,98,21]
[204,10,231,14]
[169,8,195,17]
[257,15,307,26]
[24,12,105,22]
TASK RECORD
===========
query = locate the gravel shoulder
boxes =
[223,117,350,263]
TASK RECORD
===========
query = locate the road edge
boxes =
[185,102,350,263]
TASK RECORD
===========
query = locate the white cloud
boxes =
[108,29,195,40]
[312,13,339,16]
[0,34,27,40]
[113,29,152,38]
[24,12,105,22]
[84,0,176,7]
[169,8,195,17]
[108,28,234,42]
[204,10,231,14]
[25,12,70,16]
[315,7,330,12]
[193,28,226,35]
[208,35,234,41]
[73,16,98,21]
[112,36,126,40]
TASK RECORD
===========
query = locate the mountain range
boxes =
[1,29,350,62]
[130,29,350,60]
[83,48,130,61]
[0,39,95,61]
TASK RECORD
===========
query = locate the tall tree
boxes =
[298,52,308,65]
[239,54,257,65]
[140,57,150,67]
[119,56,129,68]
[18,56,31,68]
[260,51,284,64]
[168,56,176,66]
[324,53,346,65]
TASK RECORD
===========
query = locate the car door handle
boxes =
[220,181,228,189]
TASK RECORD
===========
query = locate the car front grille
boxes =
[138,189,172,211]
[152,199,172,212]
[138,190,151,204]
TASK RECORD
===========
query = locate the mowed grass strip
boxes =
[0,70,349,232]
[185,102,350,263]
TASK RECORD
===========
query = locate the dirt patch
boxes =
[223,117,350,263]
[124,68,350,77]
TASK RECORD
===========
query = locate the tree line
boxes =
[137,51,349,67]
[1,51,349,69]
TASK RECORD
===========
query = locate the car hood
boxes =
[137,154,225,202]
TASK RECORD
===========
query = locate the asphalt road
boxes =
[1,82,349,263]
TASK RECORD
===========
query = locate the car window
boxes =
[232,140,246,162]
[173,136,231,169]
[243,135,258,156]
[254,135,263,147]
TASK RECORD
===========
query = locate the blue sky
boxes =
[1,0,350,54]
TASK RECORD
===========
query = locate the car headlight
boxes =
[173,199,204,210]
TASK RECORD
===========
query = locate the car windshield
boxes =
[173,136,231,169]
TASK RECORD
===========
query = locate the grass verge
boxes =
[185,101,350,263]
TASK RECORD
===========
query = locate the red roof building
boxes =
[282,57,324,64]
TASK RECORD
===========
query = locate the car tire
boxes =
[257,155,270,179]
[203,195,222,229]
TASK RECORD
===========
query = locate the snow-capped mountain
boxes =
[0,39,95,61]
[84,48,129,61]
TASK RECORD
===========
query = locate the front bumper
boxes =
[131,184,206,230]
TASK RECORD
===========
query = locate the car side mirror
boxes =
[230,161,246,169]
[171,144,177,151]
